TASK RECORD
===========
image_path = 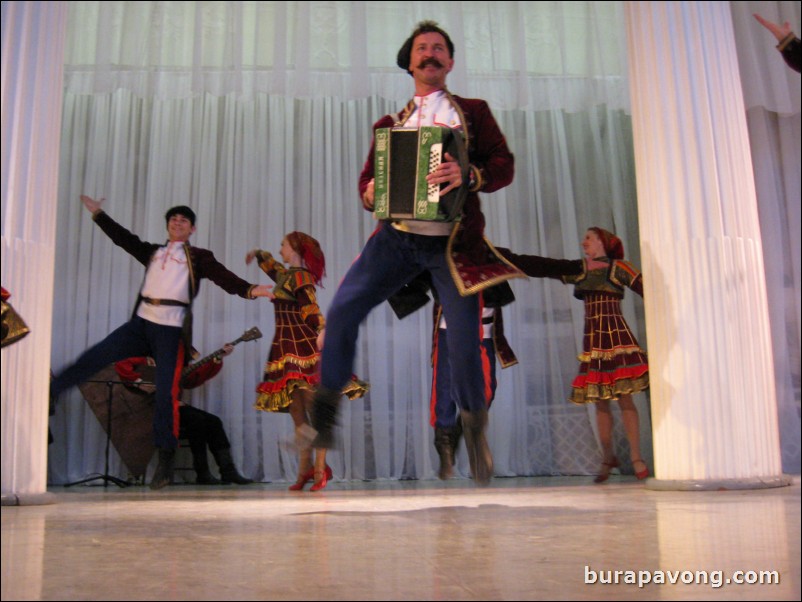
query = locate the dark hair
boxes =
[164,205,196,226]
[396,20,455,75]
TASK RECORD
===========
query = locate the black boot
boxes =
[309,386,342,449]
[451,419,463,457]
[150,448,176,490]
[193,452,223,485]
[196,470,224,485]
[460,409,493,486]
[215,448,253,485]
[434,426,457,480]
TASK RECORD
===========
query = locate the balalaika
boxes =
[373,126,470,222]
[180,326,262,388]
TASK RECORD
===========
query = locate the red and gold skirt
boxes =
[569,292,649,404]
[255,301,370,412]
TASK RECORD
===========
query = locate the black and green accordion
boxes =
[373,126,469,222]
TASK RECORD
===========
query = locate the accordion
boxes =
[373,126,470,222]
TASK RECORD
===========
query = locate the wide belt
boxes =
[141,297,189,308]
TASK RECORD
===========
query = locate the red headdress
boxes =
[286,231,326,285]
[589,227,624,260]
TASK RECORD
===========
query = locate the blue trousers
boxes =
[51,315,184,449]
[431,329,497,428]
[322,225,486,413]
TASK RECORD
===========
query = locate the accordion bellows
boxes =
[373,126,469,222]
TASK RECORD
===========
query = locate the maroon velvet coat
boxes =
[358,93,525,298]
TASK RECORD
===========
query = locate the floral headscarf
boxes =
[286,231,326,285]
[588,227,624,260]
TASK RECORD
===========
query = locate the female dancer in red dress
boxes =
[563,228,649,482]
[247,232,367,491]
[500,227,649,482]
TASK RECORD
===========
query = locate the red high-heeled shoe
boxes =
[594,457,620,484]
[632,459,650,480]
[310,464,333,492]
[288,467,315,491]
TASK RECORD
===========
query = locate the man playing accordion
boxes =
[306,20,523,486]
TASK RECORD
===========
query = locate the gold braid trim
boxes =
[568,374,650,405]
[577,345,646,363]
[446,231,528,296]
[395,100,416,127]
[264,354,320,373]
[299,303,323,325]
[255,378,370,411]
[254,380,315,413]
[342,377,370,400]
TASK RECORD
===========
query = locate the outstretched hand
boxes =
[251,284,274,299]
[80,194,104,215]
[245,249,260,265]
[754,13,793,42]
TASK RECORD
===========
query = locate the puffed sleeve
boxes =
[611,260,644,298]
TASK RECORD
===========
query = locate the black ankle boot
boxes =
[310,387,342,449]
[460,409,493,486]
[215,448,253,485]
[451,419,463,456]
[195,470,223,485]
[150,448,176,490]
[434,426,457,480]
[193,447,223,484]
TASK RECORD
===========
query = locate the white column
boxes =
[624,1,787,489]
[1,1,68,505]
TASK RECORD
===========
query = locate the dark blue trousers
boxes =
[431,329,497,428]
[322,224,486,413]
[51,315,184,449]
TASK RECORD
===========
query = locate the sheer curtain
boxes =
[47,1,799,485]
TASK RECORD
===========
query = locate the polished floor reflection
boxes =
[2,476,800,601]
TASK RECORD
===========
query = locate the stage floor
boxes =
[2,476,800,601]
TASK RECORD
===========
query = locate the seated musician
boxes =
[115,345,252,485]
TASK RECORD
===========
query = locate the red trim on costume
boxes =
[477,294,492,404]
[256,371,321,394]
[615,260,640,279]
[429,343,440,427]
[571,364,648,388]
[171,345,186,439]
[480,343,493,405]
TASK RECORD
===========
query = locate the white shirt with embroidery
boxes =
[137,241,191,327]
[395,89,462,236]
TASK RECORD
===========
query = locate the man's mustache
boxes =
[418,57,444,69]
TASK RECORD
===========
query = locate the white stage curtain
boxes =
[731,1,801,474]
[47,1,799,485]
